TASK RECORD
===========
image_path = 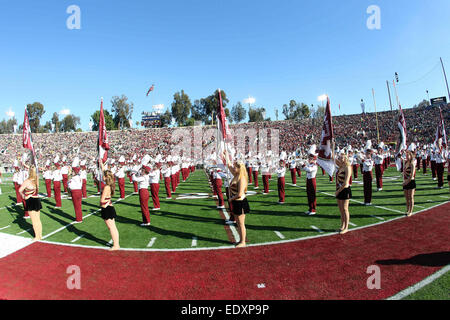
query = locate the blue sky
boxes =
[1,0,450,131]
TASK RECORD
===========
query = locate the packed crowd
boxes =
[0,104,448,169]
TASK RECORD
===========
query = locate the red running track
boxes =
[0,203,449,300]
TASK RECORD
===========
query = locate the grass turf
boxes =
[0,167,448,250]
[0,167,448,300]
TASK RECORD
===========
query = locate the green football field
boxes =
[0,167,448,299]
[0,167,448,249]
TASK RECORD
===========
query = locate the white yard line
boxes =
[70,234,85,243]
[0,225,11,230]
[387,265,450,300]
[348,222,357,227]
[191,236,198,247]
[274,231,285,239]
[370,215,385,221]
[147,237,157,247]
[311,225,324,233]
[16,228,32,235]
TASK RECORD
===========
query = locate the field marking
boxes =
[147,237,157,247]
[274,231,285,239]
[16,228,32,235]
[191,236,198,247]
[370,215,385,221]
[107,239,113,246]
[414,205,426,209]
[311,225,324,233]
[348,222,357,227]
[70,234,85,243]
[41,193,134,240]
[0,225,11,230]
[439,196,449,199]
[387,265,450,300]
[0,203,23,211]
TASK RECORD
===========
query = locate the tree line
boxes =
[0,91,331,134]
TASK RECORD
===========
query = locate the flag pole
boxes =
[386,81,393,112]
[440,57,450,101]
[372,89,380,144]
[392,80,400,109]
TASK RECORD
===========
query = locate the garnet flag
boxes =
[316,97,335,177]
[395,105,407,171]
[22,108,39,174]
[216,89,232,168]
[146,84,155,96]
[434,107,447,154]
[98,97,110,167]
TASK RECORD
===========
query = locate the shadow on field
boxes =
[5,205,34,236]
[376,251,450,267]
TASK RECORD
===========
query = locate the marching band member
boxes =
[148,162,161,211]
[289,157,297,186]
[115,156,126,199]
[43,160,52,198]
[181,158,189,182]
[246,155,253,184]
[252,158,260,189]
[80,160,87,199]
[161,160,172,199]
[261,159,271,195]
[362,141,374,206]
[430,147,437,180]
[61,156,69,193]
[52,155,63,208]
[422,146,428,175]
[374,143,385,191]
[302,145,318,215]
[447,148,450,193]
[131,156,141,193]
[132,158,151,226]
[68,157,83,223]
[277,159,287,204]
[435,147,445,189]
[403,146,417,217]
[13,160,23,205]
[170,157,178,193]
[415,147,422,171]
[221,168,236,225]
[349,149,358,180]
[213,167,225,209]
[335,150,352,234]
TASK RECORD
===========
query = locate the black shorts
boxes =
[25,197,42,211]
[101,206,117,220]
[231,198,250,216]
[336,187,352,200]
[403,180,416,190]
